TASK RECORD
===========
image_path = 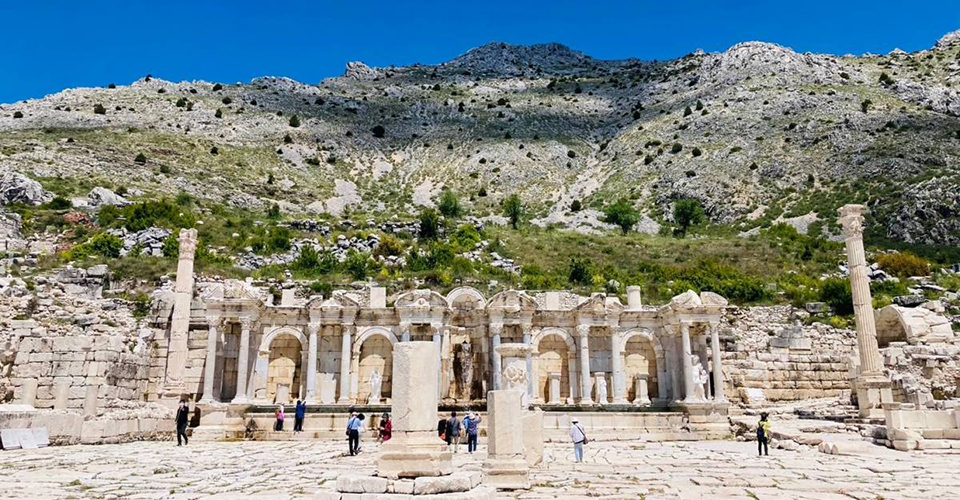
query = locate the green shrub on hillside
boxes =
[603,199,639,235]
[438,190,462,218]
[418,209,440,240]
[503,194,523,229]
[875,252,930,278]
[673,199,705,236]
[568,257,592,285]
[820,278,853,316]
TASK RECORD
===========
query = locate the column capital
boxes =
[307,323,322,336]
[576,323,591,338]
[838,204,866,239]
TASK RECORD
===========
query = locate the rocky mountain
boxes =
[2,32,960,245]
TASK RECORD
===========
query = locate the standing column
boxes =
[490,323,503,390]
[655,351,669,401]
[163,228,199,396]
[232,318,253,404]
[306,324,319,403]
[338,324,353,403]
[432,322,444,399]
[400,321,411,342]
[521,323,534,402]
[697,336,711,400]
[838,204,883,376]
[577,324,593,404]
[709,322,726,402]
[610,329,626,403]
[199,318,219,403]
[680,322,695,403]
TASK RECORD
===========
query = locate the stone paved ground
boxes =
[1,439,958,499]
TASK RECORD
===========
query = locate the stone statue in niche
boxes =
[369,369,383,404]
[455,341,473,400]
[692,356,708,401]
[595,375,608,404]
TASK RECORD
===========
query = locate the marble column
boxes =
[709,322,726,402]
[521,323,534,402]
[338,324,353,403]
[655,350,669,401]
[199,318,219,403]
[432,322,443,399]
[838,204,883,376]
[306,323,319,403]
[163,228,198,396]
[232,318,252,404]
[490,323,503,390]
[680,322,695,403]
[350,350,360,403]
[610,329,626,403]
[697,336,711,400]
[567,348,579,403]
[577,324,593,404]
[548,372,562,404]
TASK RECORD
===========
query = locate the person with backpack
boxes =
[757,412,771,456]
[570,417,588,463]
[445,411,462,453]
[346,412,363,455]
[463,412,482,453]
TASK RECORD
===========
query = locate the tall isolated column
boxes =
[577,324,593,404]
[232,318,253,404]
[680,322,695,402]
[338,324,353,403]
[199,317,219,403]
[838,204,883,376]
[163,228,198,396]
[306,323,319,403]
[709,322,726,402]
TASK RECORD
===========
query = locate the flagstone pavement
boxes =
[1,438,957,499]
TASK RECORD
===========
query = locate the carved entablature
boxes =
[395,289,448,325]
[486,290,537,324]
[306,293,359,325]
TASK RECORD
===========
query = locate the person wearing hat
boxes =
[346,412,363,456]
[757,412,772,456]
[463,412,482,453]
[570,417,588,463]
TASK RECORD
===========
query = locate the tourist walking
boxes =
[294,399,306,433]
[175,400,190,446]
[570,418,587,463]
[757,412,771,456]
[445,411,462,453]
[378,412,392,443]
[346,412,362,455]
[274,403,285,432]
[463,412,482,453]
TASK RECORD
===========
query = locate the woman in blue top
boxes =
[346,412,362,455]
[463,412,482,453]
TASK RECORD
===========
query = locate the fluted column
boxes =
[232,318,253,404]
[521,323,534,401]
[577,324,593,404]
[306,323,319,403]
[838,204,883,376]
[338,324,353,403]
[199,318,219,403]
[680,322,695,403]
[610,329,626,403]
[709,322,726,402]
[490,323,503,390]
[163,228,199,395]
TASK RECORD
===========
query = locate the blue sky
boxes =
[1,1,958,104]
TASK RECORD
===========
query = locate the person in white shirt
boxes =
[570,418,587,463]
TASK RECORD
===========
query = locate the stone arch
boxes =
[260,327,306,404]
[618,328,661,353]
[353,327,396,404]
[446,286,487,310]
[620,328,659,404]
[353,327,399,355]
[533,327,578,404]
[259,326,307,353]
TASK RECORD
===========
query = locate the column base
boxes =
[378,430,453,479]
[856,373,893,420]
[481,456,530,490]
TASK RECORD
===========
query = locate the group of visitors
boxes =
[435,411,482,453]
[181,399,775,462]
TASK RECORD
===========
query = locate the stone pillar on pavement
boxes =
[680,322,696,403]
[577,324,593,404]
[610,329,626,404]
[377,341,452,479]
[482,389,531,490]
[338,324,353,404]
[838,204,892,419]
[709,322,726,402]
[232,318,253,404]
[490,322,503,390]
[163,228,198,398]
[305,323,319,404]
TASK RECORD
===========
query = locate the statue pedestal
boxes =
[378,431,453,479]
[856,373,893,420]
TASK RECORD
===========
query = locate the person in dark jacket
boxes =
[445,411,462,453]
[175,400,190,446]
[757,412,771,456]
[294,399,306,433]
